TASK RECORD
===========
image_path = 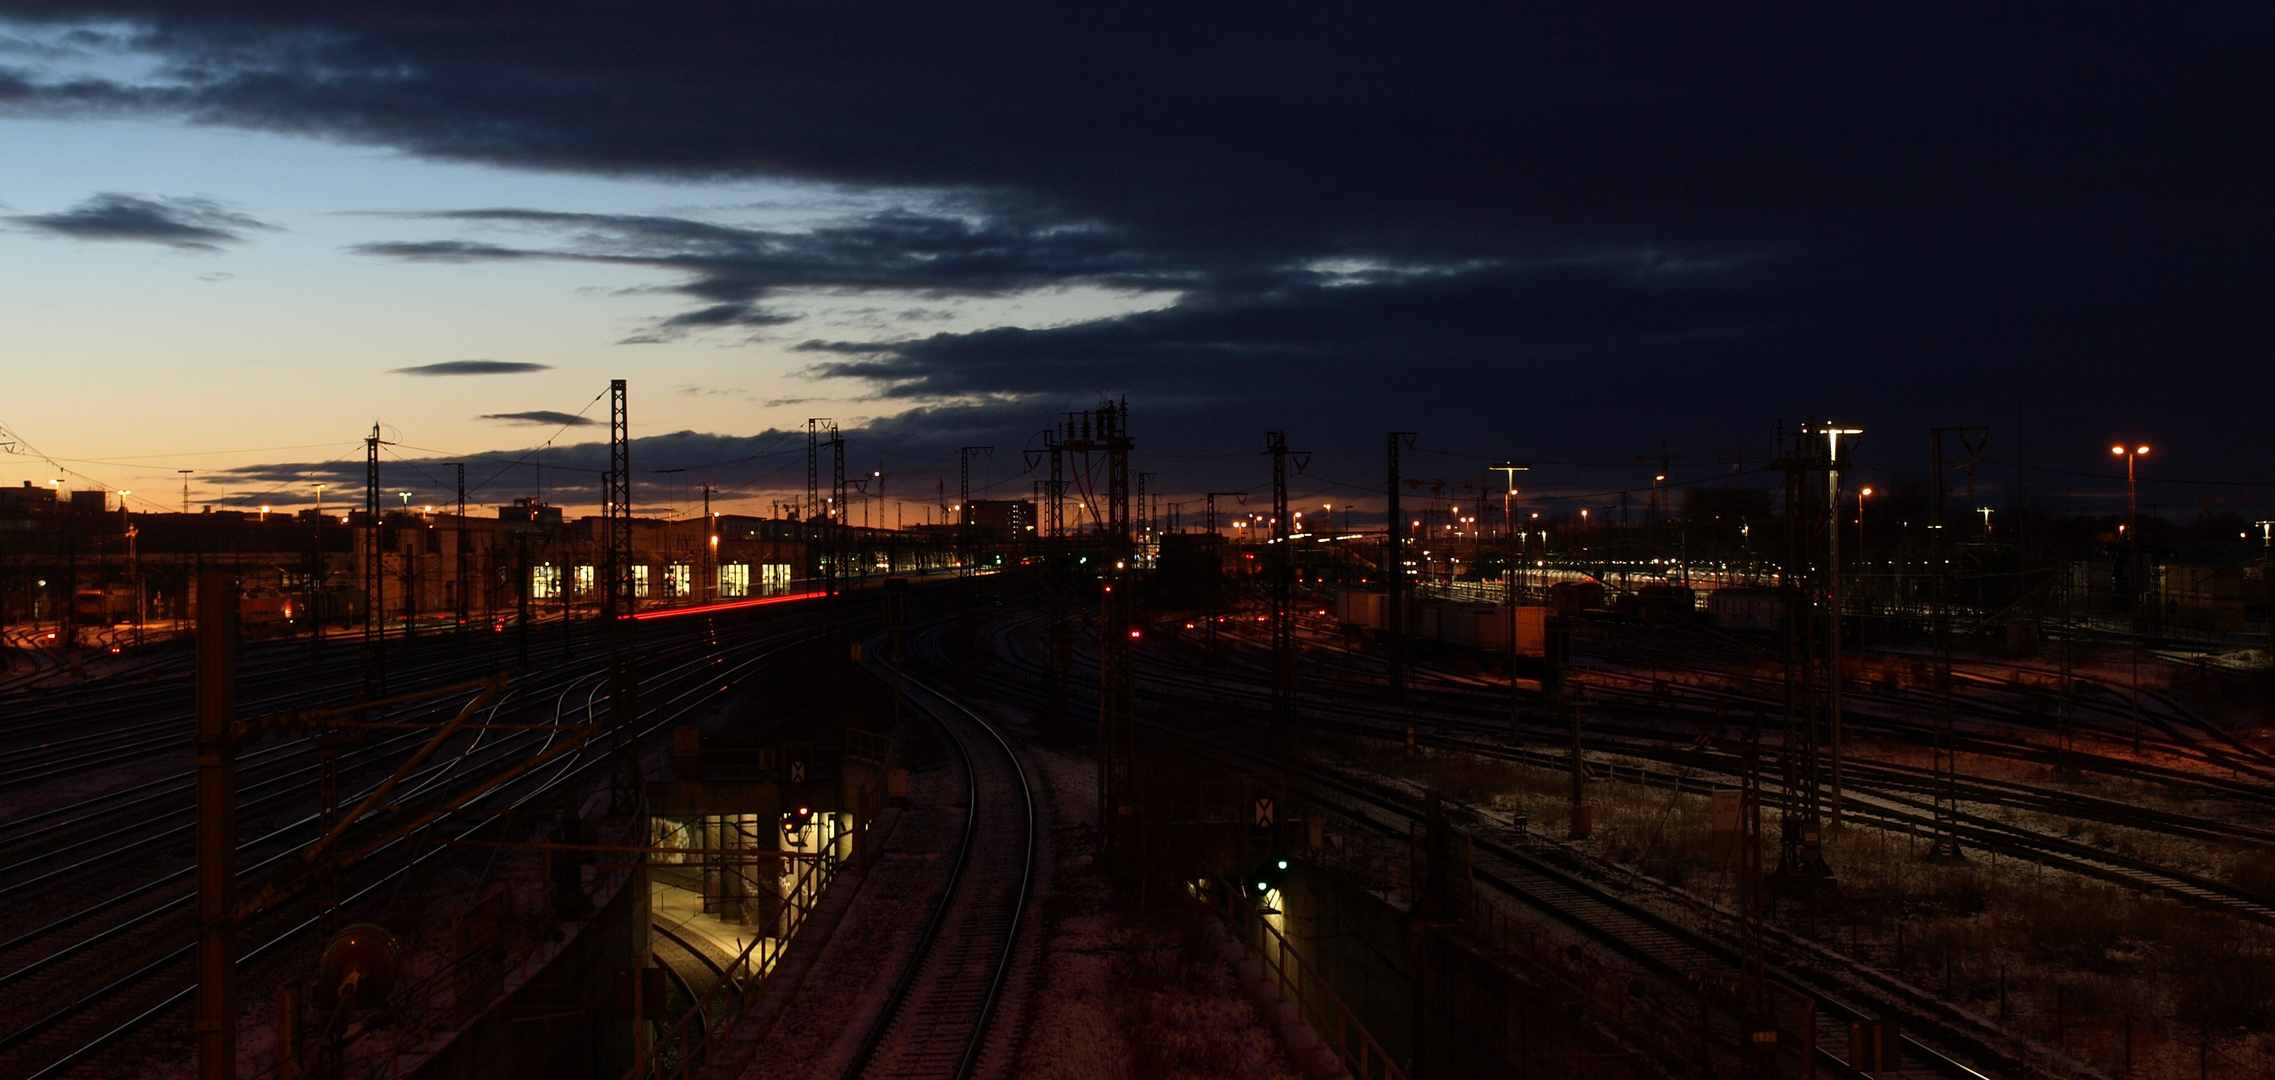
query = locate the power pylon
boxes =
[1265,431,1309,729]
[455,462,468,633]
[363,424,385,698]
[1771,423,1832,880]
[1031,429,1073,735]
[605,379,640,807]
[1204,492,1245,653]
[959,445,993,575]
[1385,432,1416,702]
[1062,402,1134,848]
[1928,426,1988,862]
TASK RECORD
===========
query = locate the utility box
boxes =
[1637,583,1696,615]
[672,726,702,779]
[1424,602,1496,646]
[1708,587,1790,632]
[1848,1017,1900,1075]
[1549,580,1606,614]
[2165,565,2246,631]
[1708,790,1744,859]
[2005,619,2040,656]
[1473,605,1549,656]
[1337,589,1385,629]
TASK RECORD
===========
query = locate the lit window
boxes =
[531,564,561,600]
[632,565,651,598]
[666,563,692,598]
[719,563,751,598]
[761,563,793,595]
[572,565,595,597]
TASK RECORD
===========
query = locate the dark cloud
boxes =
[352,239,531,262]
[479,410,591,426]
[8,192,274,250]
[349,206,1196,342]
[2,4,2269,482]
[221,423,1046,517]
[395,359,553,376]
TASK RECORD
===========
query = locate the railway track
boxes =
[1206,605,2275,825]
[1258,601,2256,784]
[0,597,839,1080]
[1255,742,2009,1079]
[653,922,725,1037]
[0,633,568,806]
[1097,623,2275,926]
[843,660,1035,1080]
[964,614,2020,1079]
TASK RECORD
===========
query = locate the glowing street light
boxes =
[1488,461,1532,732]
[1818,424,1862,825]
[2112,442,2149,751]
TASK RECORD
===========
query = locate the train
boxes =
[1333,589,1549,656]
[239,589,296,628]
[67,586,299,630]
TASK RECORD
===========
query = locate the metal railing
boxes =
[1202,880,1407,1080]
[629,850,837,1080]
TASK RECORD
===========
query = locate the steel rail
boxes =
[4,606,824,1077]
[841,645,1035,1080]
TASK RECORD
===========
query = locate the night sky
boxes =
[2,5,2268,519]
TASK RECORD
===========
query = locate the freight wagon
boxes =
[1335,589,1547,656]
[1706,587,1790,632]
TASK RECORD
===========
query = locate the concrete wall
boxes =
[1275,864,1415,1068]
[410,865,649,1080]
[1277,863,1661,1079]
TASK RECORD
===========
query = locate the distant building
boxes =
[498,497,565,527]
[0,481,55,513]
[0,497,969,645]
[964,499,1036,539]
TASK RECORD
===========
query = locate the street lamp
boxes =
[2258,520,2275,673]
[1857,487,1872,655]
[117,491,140,643]
[2113,443,2149,751]
[1820,424,1863,827]
[1489,462,1532,737]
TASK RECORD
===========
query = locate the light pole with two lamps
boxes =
[1820,425,1863,827]
[2113,443,2149,753]
[1490,462,1532,738]
[118,491,141,646]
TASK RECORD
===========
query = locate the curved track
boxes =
[843,661,1035,1080]
[0,598,843,1080]
[968,610,2073,1078]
